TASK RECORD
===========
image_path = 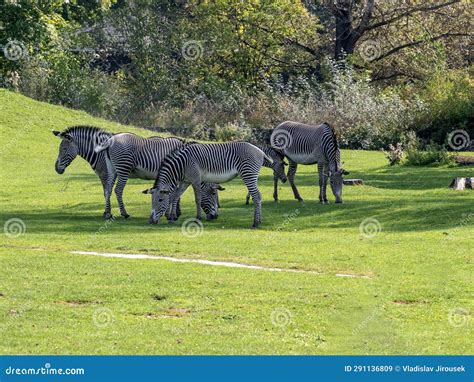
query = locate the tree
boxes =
[300,0,471,80]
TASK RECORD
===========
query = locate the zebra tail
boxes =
[94,137,113,153]
[263,153,273,164]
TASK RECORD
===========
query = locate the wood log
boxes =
[449,177,474,190]
[343,179,364,186]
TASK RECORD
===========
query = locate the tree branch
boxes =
[373,32,470,62]
[365,0,461,31]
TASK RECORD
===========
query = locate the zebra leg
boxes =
[273,175,279,202]
[318,163,329,204]
[168,183,189,223]
[191,182,203,221]
[245,192,251,205]
[242,175,261,228]
[103,172,116,220]
[288,160,303,202]
[114,172,131,218]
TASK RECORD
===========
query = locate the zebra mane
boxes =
[152,142,197,188]
[322,122,340,171]
[62,125,111,137]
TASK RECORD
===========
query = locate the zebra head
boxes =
[201,183,225,220]
[143,184,173,224]
[53,130,78,174]
[267,148,288,183]
[329,168,349,203]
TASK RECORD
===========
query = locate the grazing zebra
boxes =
[53,126,113,217]
[245,145,288,205]
[270,121,349,203]
[143,142,272,228]
[94,133,221,220]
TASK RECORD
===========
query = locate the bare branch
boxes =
[366,0,461,31]
[373,32,470,61]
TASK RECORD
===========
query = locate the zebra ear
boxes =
[142,188,155,194]
[60,133,73,142]
[342,169,350,175]
[52,130,61,137]
[214,185,226,191]
[283,161,288,166]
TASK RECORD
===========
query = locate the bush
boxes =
[214,121,252,142]
[416,68,474,145]
[404,142,453,166]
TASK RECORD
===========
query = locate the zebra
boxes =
[94,133,222,220]
[143,141,272,228]
[270,121,349,203]
[53,126,114,217]
[245,145,288,205]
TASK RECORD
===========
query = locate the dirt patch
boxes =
[137,308,191,319]
[392,300,429,305]
[152,294,166,301]
[59,300,101,306]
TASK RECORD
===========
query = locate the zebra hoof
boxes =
[297,198,304,203]
[168,220,176,225]
[103,213,113,220]
[122,213,130,219]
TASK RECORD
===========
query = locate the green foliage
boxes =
[404,140,453,167]
[416,68,474,144]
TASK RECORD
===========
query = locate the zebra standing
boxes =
[94,133,222,220]
[270,121,349,203]
[143,142,272,228]
[245,145,287,205]
[53,126,113,217]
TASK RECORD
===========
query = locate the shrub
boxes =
[214,122,252,142]
[383,143,404,166]
[404,142,453,166]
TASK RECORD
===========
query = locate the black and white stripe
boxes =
[145,141,272,228]
[270,121,348,203]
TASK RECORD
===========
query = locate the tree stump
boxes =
[343,179,364,186]
[449,177,473,190]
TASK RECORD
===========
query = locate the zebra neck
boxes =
[73,131,110,170]
[77,141,100,170]
[328,161,340,173]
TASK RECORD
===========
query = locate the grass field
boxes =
[0,89,472,355]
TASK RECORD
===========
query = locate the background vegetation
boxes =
[1,0,472,150]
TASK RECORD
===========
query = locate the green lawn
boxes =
[0,89,472,354]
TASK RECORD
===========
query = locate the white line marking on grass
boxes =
[70,251,371,279]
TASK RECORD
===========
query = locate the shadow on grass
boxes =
[1,195,470,235]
